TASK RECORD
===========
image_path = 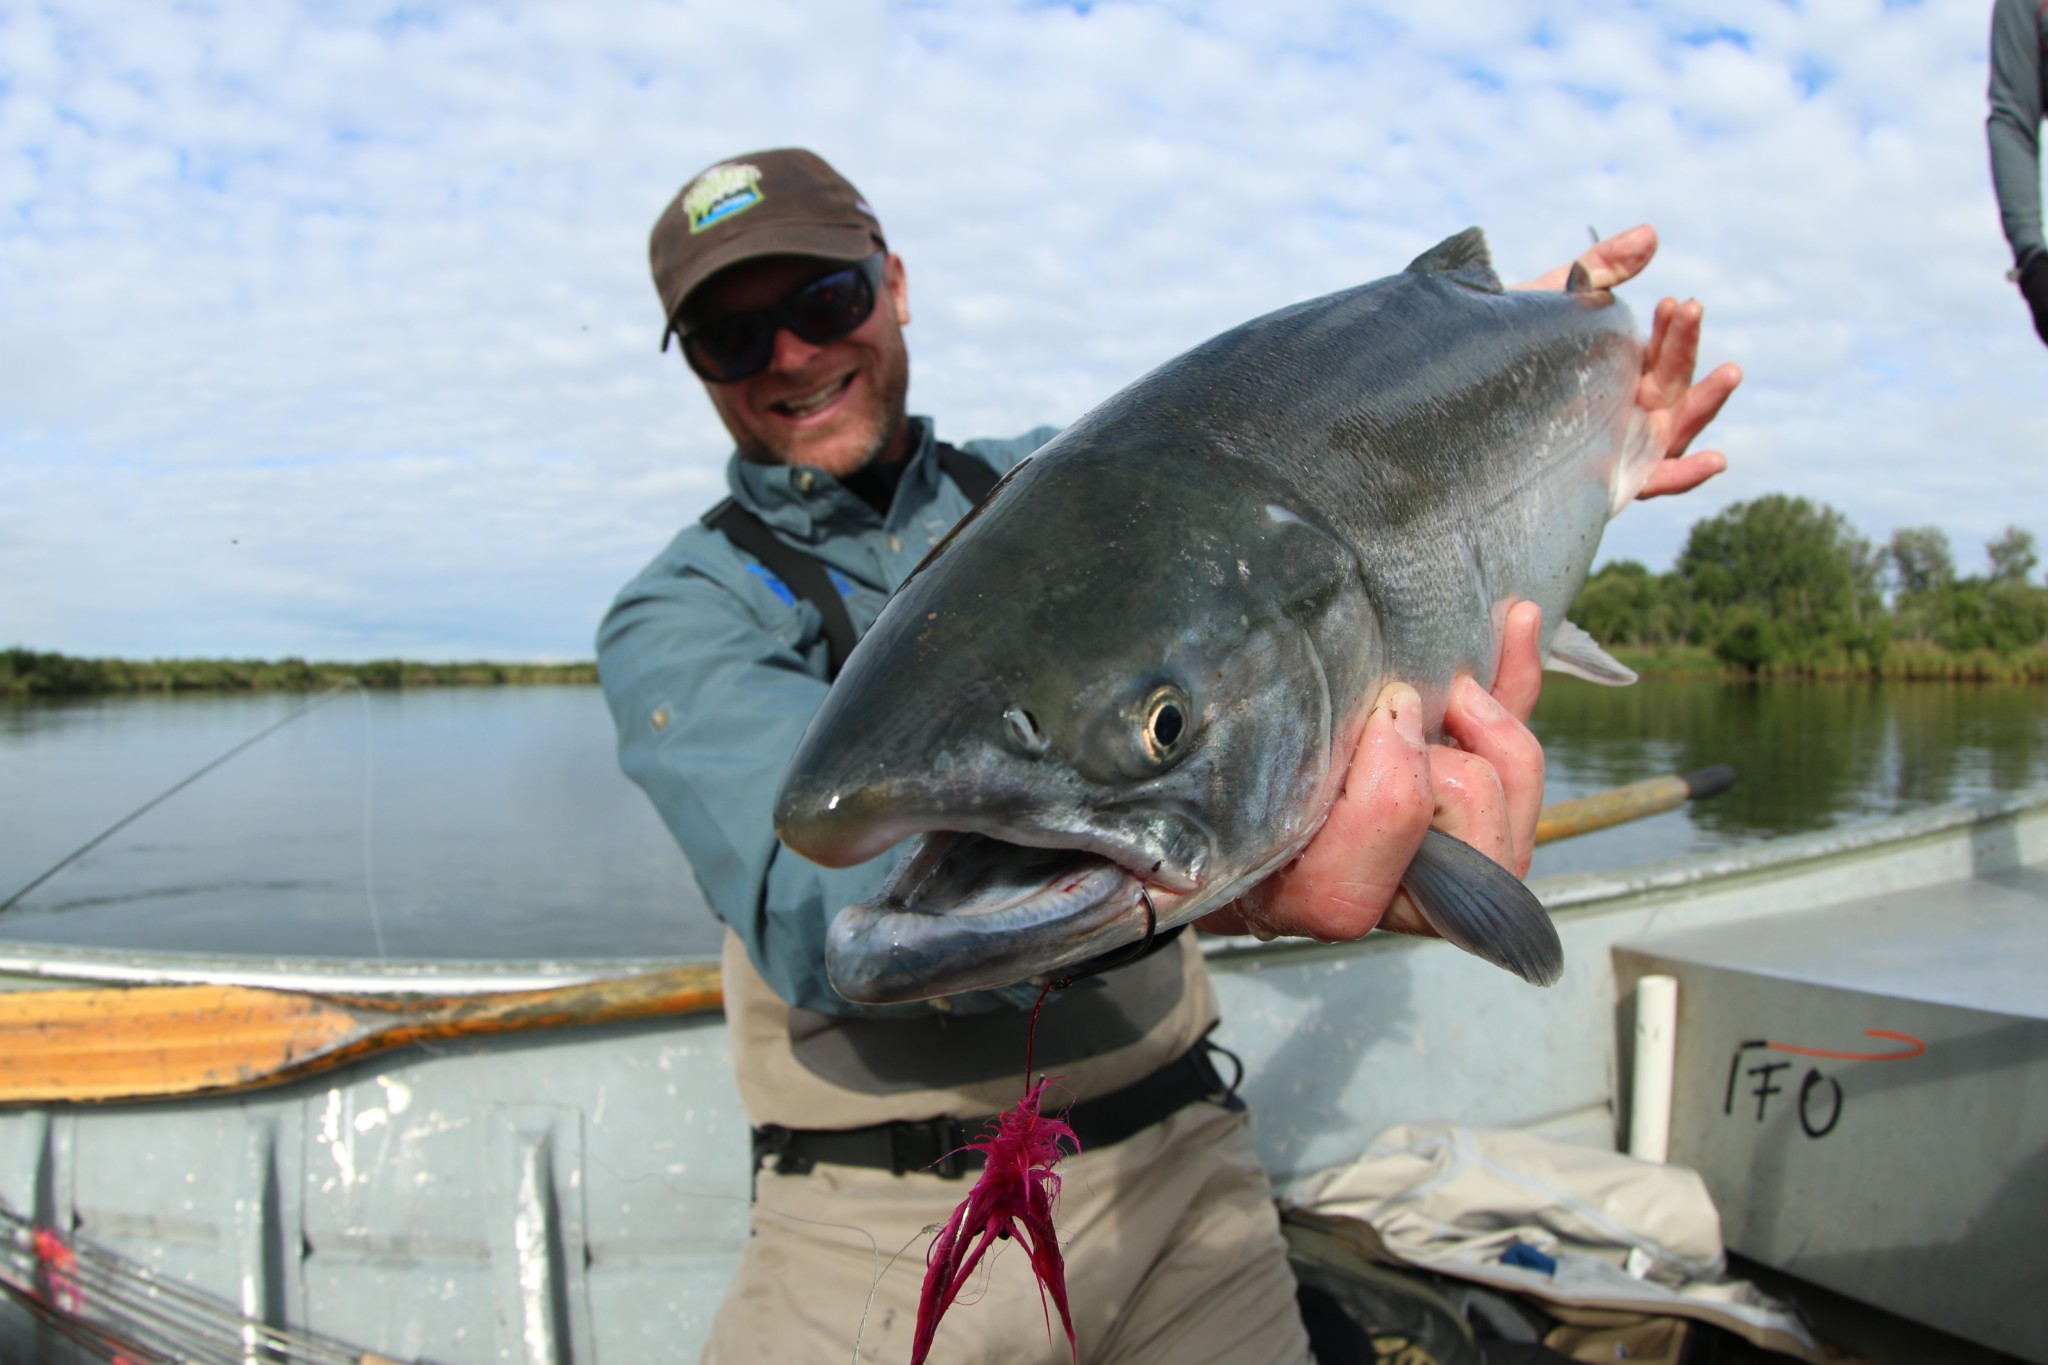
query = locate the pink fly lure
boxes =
[909,1078,1080,1364]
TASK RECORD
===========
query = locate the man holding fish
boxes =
[598,148,1738,1362]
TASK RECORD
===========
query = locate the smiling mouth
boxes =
[771,372,855,419]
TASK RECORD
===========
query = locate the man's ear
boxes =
[885,253,911,327]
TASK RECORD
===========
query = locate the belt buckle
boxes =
[753,1123,815,1177]
[932,1118,970,1180]
[899,1117,973,1180]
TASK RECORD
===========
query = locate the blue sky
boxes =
[1,0,2040,660]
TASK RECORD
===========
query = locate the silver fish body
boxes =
[775,229,1657,1004]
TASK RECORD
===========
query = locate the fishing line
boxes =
[848,1224,940,1365]
[0,681,358,918]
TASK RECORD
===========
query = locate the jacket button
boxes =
[794,470,815,493]
[888,535,903,553]
[651,707,670,731]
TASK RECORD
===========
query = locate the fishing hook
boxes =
[1048,885,1172,992]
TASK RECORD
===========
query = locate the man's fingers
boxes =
[1379,738,1527,938]
[1441,676,1544,875]
[1637,449,1728,500]
[1212,682,1434,942]
[1660,360,1743,458]
[1632,291,1738,501]
[1214,665,1543,944]
[1642,296,1675,380]
[1639,299,1703,414]
[1635,356,1741,501]
[1511,223,1657,294]
[1425,742,1517,867]
[1507,227,1737,491]
[1489,600,1545,723]
[1574,223,1657,292]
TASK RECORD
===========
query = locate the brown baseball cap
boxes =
[650,148,886,349]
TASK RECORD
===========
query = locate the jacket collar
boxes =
[725,416,939,542]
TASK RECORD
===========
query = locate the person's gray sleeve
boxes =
[597,568,907,1015]
[1988,0,2045,268]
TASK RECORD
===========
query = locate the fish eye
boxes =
[1140,686,1190,763]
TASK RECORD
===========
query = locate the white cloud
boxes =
[1,0,2040,657]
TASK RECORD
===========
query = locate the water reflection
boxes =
[1531,679,2048,856]
[0,683,2043,960]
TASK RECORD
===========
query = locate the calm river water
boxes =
[1,680,2044,962]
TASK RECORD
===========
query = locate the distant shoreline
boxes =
[7,645,2040,700]
[2,648,596,697]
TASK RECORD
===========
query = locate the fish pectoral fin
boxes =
[1402,829,1564,987]
[1406,227,1505,294]
[1544,620,1639,686]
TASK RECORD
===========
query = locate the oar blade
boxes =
[0,984,366,1104]
[0,963,727,1104]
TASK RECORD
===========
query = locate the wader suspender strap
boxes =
[702,443,1000,680]
[933,442,1001,504]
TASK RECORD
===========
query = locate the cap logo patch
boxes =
[684,162,764,234]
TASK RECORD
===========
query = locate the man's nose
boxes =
[766,325,826,374]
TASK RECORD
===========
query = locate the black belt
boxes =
[751,1038,1245,1181]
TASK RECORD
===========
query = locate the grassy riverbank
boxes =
[1,648,597,697]
[1612,642,2048,681]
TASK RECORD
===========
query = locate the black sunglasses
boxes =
[672,254,886,383]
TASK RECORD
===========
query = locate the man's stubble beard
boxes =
[737,339,913,477]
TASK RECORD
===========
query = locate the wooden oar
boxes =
[1534,764,1735,845]
[0,769,1731,1107]
[0,964,720,1105]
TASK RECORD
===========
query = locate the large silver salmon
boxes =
[776,229,1659,1004]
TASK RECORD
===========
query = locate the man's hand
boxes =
[1198,602,1547,942]
[1516,223,1742,501]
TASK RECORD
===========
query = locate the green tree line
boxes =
[1572,495,2048,679]
[10,496,2042,694]
[1,650,598,697]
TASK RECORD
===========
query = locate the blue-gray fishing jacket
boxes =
[596,418,1056,1015]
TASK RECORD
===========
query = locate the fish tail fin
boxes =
[1400,829,1563,987]
[1606,407,1662,519]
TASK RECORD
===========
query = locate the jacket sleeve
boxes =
[597,558,908,1016]
[598,428,1058,1016]
[1987,0,2045,268]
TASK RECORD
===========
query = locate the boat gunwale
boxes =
[0,788,2041,994]
[1201,785,2048,967]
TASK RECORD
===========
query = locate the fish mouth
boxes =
[824,830,1179,1004]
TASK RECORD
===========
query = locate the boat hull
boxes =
[3,790,2045,1362]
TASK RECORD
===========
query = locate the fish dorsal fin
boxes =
[1406,228,1504,294]
[1544,619,1639,686]
[1565,261,1593,294]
